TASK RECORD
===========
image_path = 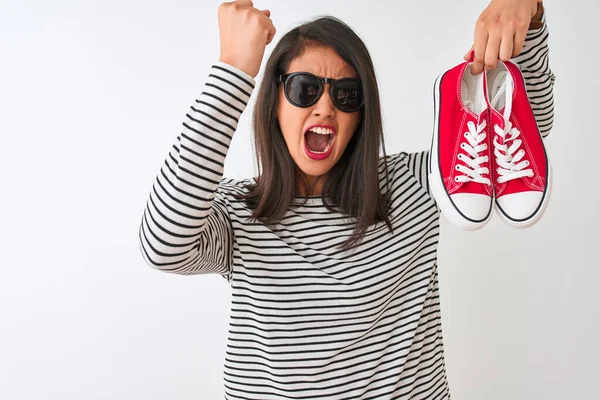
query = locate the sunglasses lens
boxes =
[285,74,320,107]
[332,79,363,112]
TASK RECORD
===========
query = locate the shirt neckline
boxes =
[248,177,330,202]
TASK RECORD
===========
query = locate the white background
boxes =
[1,0,598,399]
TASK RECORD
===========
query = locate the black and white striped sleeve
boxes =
[511,6,555,138]
[138,62,255,277]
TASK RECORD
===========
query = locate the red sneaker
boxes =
[429,62,494,231]
[487,61,552,228]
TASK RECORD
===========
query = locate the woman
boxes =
[138,0,554,398]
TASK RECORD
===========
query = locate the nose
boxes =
[312,84,336,118]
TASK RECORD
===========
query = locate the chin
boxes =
[301,164,331,178]
[297,157,332,176]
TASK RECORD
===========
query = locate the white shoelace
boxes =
[491,71,534,184]
[455,119,491,185]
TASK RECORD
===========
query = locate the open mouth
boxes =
[304,127,335,154]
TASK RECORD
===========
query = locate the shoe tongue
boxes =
[305,130,329,152]
[490,71,508,109]
[464,100,475,112]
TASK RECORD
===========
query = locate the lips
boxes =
[304,136,334,160]
[303,126,335,161]
[303,124,336,150]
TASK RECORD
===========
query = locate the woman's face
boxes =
[277,46,361,195]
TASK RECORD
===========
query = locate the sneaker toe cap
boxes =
[497,191,544,220]
[450,193,493,222]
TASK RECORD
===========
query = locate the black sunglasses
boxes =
[278,72,364,113]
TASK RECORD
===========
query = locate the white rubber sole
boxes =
[428,72,493,231]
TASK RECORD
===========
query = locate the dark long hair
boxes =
[233,15,393,252]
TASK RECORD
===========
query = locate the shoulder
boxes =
[217,176,253,197]
[379,151,409,167]
[380,150,431,195]
[379,150,430,177]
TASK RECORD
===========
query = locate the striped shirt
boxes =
[138,13,554,400]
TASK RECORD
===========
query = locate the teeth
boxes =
[305,126,335,155]
[308,127,334,135]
